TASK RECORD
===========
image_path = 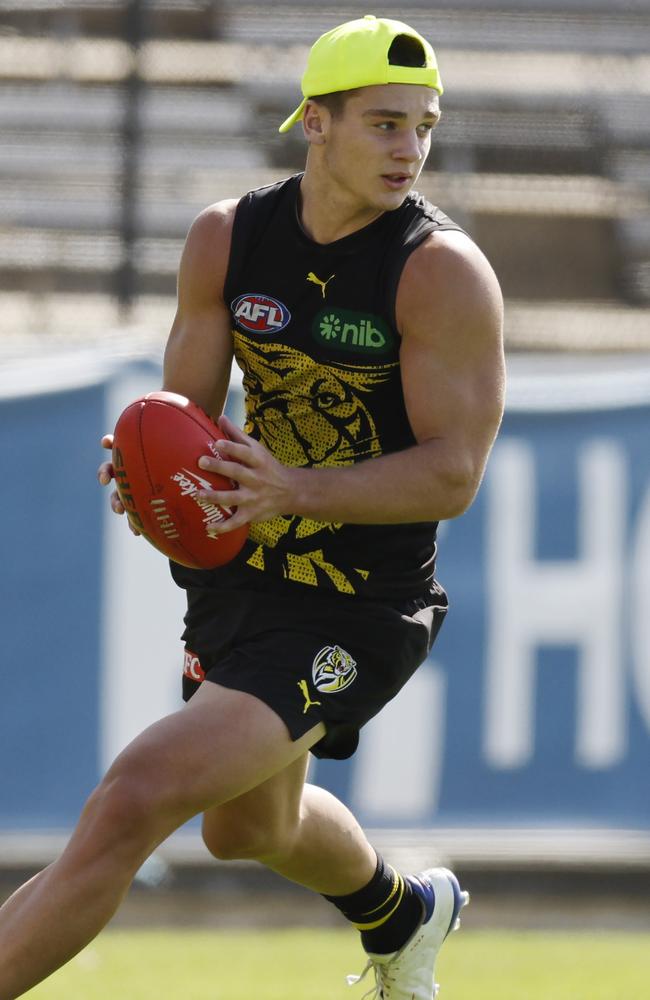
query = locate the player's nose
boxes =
[392,129,423,162]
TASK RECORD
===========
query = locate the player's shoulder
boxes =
[410,226,499,290]
[396,225,503,344]
[185,174,298,253]
[177,199,240,285]
[400,226,502,320]
[187,198,239,245]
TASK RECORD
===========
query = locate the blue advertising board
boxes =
[1,353,649,838]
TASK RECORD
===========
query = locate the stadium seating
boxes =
[1,0,649,346]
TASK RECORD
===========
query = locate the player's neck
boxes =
[298,168,383,245]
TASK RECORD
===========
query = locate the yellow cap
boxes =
[279,14,443,133]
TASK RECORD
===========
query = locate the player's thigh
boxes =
[201,752,311,859]
[104,681,325,823]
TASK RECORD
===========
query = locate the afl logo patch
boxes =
[231,293,291,334]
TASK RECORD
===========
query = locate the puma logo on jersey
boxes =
[306,272,335,298]
[298,679,322,714]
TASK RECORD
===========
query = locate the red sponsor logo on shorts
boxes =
[183,648,205,682]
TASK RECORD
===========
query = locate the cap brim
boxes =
[279,98,307,134]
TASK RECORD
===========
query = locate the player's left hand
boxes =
[98,433,142,535]
[196,414,299,533]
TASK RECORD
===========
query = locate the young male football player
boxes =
[0,15,504,998]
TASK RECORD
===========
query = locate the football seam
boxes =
[138,401,210,568]
[140,399,237,569]
[174,405,238,564]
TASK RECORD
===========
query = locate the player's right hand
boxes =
[98,434,141,535]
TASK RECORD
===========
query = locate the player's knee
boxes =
[84,764,186,854]
[201,813,297,864]
[83,772,160,845]
[201,817,269,861]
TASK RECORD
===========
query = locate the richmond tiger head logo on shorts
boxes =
[312,644,357,694]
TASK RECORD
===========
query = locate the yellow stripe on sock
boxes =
[352,874,405,931]
[355,871,402,919]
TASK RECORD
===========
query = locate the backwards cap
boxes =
[279,14,443,134]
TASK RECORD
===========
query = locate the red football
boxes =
[111,391,248,569]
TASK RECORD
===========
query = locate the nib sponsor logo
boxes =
[312,309,393,354]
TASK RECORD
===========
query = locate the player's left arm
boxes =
[199,230,505,529]
[394,228,506,519]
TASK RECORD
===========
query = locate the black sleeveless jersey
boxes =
[175,173,464,601]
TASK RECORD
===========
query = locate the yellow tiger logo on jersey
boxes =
[232,333,397,592]
[234,332,392,467]
[312,645,358,694]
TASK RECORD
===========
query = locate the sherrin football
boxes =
[111,391,248,569]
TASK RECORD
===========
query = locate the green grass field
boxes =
[25,927,650,999]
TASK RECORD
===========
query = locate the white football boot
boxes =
[346,867,469,999]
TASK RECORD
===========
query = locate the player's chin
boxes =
[376,180,414,210]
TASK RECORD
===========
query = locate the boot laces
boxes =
[346,957,440,999]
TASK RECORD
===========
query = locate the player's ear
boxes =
[302,100,328,145]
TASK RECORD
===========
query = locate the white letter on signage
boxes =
[484,438,626,769]
[349,665,445,822]
[631,484,650,732]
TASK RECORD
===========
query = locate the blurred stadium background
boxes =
[1,0,650,946]
[2,0,650,352]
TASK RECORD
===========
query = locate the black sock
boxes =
[323,854,423,954]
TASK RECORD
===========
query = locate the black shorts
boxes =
[180,577,447,760]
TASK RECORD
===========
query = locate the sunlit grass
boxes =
[25,927,650,1000]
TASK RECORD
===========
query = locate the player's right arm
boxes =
[98,199,238,519]
[162,199,238,418]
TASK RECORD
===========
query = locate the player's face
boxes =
[321,84,440,214]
